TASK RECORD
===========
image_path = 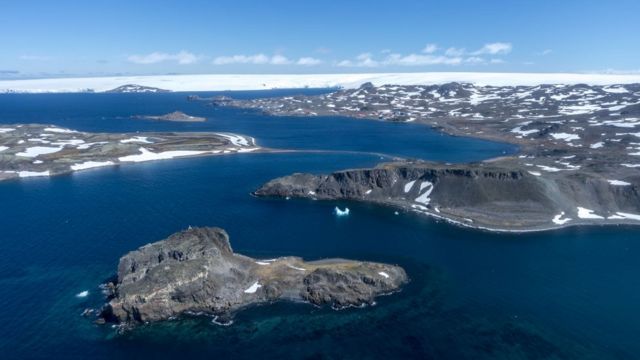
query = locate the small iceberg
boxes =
[334,206,350,216]
[76,290,89,298]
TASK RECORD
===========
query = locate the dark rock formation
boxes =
[255,161,640,231]
[133,111,206,122]
[100,227,407,325]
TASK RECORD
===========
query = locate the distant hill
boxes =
[105,84,170,93]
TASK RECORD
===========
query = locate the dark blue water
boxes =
[0,91,638,359]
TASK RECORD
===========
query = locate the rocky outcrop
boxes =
[100,227,407,325]
[255,161,640,231]
[134,111,206,122]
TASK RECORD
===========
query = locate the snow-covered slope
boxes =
[1,72,640,93]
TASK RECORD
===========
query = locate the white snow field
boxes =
[3,72,640,93]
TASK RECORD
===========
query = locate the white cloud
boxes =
[422,44,438,54]
[212,54,322,66]
[212,54,270,65]
[464,56,485,64]
[444,47,466,57]
[296,57,323,66]
[384,53,462,66]
[19,55,52,61]
[537,49,553,56]
[128,51,199,65]
[270,54,292,65]
[490,58,505,64]
[337,53,380,68]
[473,42,512,55]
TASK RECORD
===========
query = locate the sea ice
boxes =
[334,207,350,216]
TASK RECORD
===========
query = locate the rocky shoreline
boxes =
[213,82,640,232]
[99,227,407,327]
[0,124,262,181]
[255,160,640,232]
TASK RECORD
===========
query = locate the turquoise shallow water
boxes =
[0,91,639,359]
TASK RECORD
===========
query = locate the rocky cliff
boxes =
[101,227,407,325]
[255,161,640,231]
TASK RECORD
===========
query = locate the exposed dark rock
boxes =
[100,227,407,325]
[255,160,640,231]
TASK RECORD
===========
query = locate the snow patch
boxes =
[244,282,262,294]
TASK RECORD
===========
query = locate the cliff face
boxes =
[255,161,640,231]
[102,227,407,325]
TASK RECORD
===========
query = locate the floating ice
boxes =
[378,271,390,278]
[334,207,350,216]
[76,290,89,298]
[0,146,8,152]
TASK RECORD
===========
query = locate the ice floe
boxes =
[334,207,350,216]
[0,146,8,152]
[75,290,89,298]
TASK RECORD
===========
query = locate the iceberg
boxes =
[334,206,350,216]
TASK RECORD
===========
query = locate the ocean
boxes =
[0,91,638,359]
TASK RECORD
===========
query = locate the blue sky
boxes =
[1,0,639,79]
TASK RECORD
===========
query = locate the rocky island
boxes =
[217,82,640,231]
[99,227,407,326]
[133,111,206,122]
[0,124,261,181]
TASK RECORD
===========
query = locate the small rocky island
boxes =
[0,124,261,181]
[133,111,206,122]
[100,227,407,326]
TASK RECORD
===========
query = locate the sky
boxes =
[1,0,639,79]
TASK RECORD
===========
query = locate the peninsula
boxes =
[217,82,640,231]
[99,227,407,326]
[0,124,261,181]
